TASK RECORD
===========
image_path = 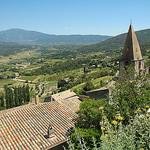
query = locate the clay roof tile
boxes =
[0,101,78,149]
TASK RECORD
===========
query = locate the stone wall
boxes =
[51,142,68,150]
[86,88,109,100]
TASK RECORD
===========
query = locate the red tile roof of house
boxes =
[14,73,19,77]
[52,90,81,112]
[0,101,78,150]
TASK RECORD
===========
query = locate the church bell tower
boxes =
[119,24,144,79]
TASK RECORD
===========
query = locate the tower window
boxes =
[125,61,129,70]
[139,61,141,70]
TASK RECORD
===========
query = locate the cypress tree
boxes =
[4,85,9,109]
[8,88,11,108]
[26,84,30,102]
[22,84,26,103]
[0,94,2,110]
[3,85,30,109]
[0,100,1,110]
[1,93,4,107]
[8,87,14,108]
[14,87,19,106]
[0,97,2,110]
[18,86,22,105]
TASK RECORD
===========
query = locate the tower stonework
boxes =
[119,24,144,79]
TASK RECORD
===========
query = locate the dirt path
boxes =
[13,78,32,83]
[27,66,41,70]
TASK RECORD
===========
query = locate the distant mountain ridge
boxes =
[76,28,150,53]
[0,28,112,45]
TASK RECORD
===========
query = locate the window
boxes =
[125,61,129,70]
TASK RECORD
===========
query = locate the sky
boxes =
[0,0,149,36]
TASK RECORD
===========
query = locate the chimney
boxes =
[47,125,55,138]
[50,95,52,102]
[35,93,39,104]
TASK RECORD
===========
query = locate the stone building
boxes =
[86,81,115,100]
[45,90,81,112]
[86,87,109,100]
[87,24,146,100]
[119,24,144,79]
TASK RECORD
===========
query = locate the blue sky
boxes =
[0,0,149,36]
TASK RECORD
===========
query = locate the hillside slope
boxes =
[76,28,150,53]
[0,29,112,45]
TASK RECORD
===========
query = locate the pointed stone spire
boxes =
[121,24,143,60]
[119,24,144,80]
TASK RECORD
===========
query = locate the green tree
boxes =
[83,80,94,91]
[100,80,103,87]
[57,79,67,88]
[1,93,4,108]
[111,73,150,124]
[22,84,26,103]
[26,84,30,102]
[14,87,19,106]
[4,85,9,109]
[8,87,14,108]
[72,98,112,148]
[77,98,103,128]
[18,86,23,105]
[70,71,150,149]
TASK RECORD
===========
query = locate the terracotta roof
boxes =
[121,24,143,60]
[14,73,19,76]
[0,101,78,150]
[52,90,81,112]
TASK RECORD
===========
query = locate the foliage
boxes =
[0,43,36,56]
[0,79,16,88]
[112,72,150,124]
[141,42,150,55]
[77,99,105,129]
[18,76,38,81]
[69,72,150,149]
[29,57,91,76]
[68,112,150,150]
[0,93,4,110]
[58,79,67,88]
[76,28,150,54]
[73,98,111,148]
[0,84,30,110]
[70,128,101,150]
[83,81,94,91]
[98,107,149,150]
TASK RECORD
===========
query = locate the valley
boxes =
[1,0,150,149]
[0,26,150,110]
[0,43,119,107]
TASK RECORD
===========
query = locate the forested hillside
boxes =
[0,43,36,56]
[0,28,112,45]
[77,28,150,53]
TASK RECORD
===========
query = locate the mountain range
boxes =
[0,29,112,45]
[77,28,150,53]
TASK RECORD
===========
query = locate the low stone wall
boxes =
[51,142,68,150]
